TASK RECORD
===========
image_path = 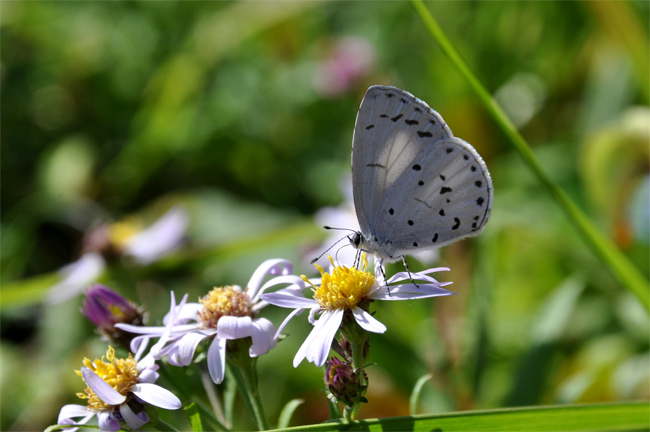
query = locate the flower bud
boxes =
[324,357,367,407]
[81,284,145,349]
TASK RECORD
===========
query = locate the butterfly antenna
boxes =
[310,235,351,265]
[323,226,358,234]
[401,256,420,289]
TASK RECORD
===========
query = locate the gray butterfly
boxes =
[349,85,493,263]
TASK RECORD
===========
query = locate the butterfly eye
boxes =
[349,232,362,248]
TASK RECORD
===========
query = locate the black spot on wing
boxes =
[413,242,418,247]
[414,107,422,112]
[463,154,469,160]
[418,131,433,138]
[446,148,453,153]
[432,233,438,242]
[440,186,452,194]
[366,163,385,168]
[391,114,403,122]
[380,114,388,118]
[452,217,461,230]
[439,174,446,181]
[475,180,482,187]
[412,164,421,171]
[418,180,424,186]
[439,209,445,216]
[471,166,477,172]
[429,119,436,125]
[386,93,394,98]
[405,119,419,125]
[408,220,414,226]
[389,208,394,215]
[400,97,408,104]
[365,124,375,130]
[476,197,485,206]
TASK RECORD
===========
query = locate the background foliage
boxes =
[1,1,648,430]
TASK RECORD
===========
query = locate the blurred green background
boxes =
[1,1,649,430]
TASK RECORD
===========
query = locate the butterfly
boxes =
[348,85,493,264]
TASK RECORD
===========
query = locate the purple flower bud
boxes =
[324,357,367,407]
[81,284,145,349]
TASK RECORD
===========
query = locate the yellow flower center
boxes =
[302,255,376,311]
[75,346,139,410]
[198,285,252,329]
[107,217,142,249]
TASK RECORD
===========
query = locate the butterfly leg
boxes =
[401,256,420,289]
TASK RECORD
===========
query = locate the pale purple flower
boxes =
[117,259,305,384]
[120,206,189,264]
[261,256,454,367]
[313,37,375,97]
[57,346,181,432]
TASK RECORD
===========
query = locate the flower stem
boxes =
[227,360,270,430]
[411,0,649,311]
[348,338,366,421]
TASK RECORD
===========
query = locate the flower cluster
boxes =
[56,248,455,429]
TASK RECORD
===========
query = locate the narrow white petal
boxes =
[293,309,343,367]
[47,253,106,304]
[119,402,148,430]
[371,283,455,300]
[274,307,305,339]
[253,275,308,302]
[115,323,168,335]
[131,383,182,410]
[58,404,94,424]
[249,318,277,357]
[246,259,293,298]
[81,368,126,405]
[217,316,253,340]
[151,292,188,359]
[177,331,208,365]
[207,337,227,384]
[261,291,319,309]
[163,303,202,325]
[351,307,387,333]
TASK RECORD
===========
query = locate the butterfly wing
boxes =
[351,86,453,236]
[372,136,493,255]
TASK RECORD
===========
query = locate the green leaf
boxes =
[411,0,649,311]
[409,374,433,416]
[267,402,649,431]
[277,398,305,429]
[184,402,204,432]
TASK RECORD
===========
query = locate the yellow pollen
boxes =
[107,217,143,249]
[75,346,139,410]
[198,285,252,329]
[302,254,375,311]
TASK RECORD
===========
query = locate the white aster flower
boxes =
[261,255,455,368]
[57,346,181,432]
[117,259,305,384]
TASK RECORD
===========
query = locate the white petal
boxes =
[253,275,308,303]
[249,318,277,357]
[371,282,455,300]
[123,206,189,264]
[177,331,208,365]
[97,410,120,432]
[58,404,94,425]
[217,316,253,340]
[246,259,293,298]
[81,368,126,405]
[47,253,106,304]
[163,303,202,325]
[293,309,343,367]
[351,307,386,333]
[261,291,319,309]
[131,383,182,410]
[207,337,227,384]
[274,307,305,339]
[119,402,148,430]
[151,292,188,359]
[116,323,167,335]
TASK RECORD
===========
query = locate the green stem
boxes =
[411,0,649,311]
[348,339,366,421]
[227,360,270,430]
